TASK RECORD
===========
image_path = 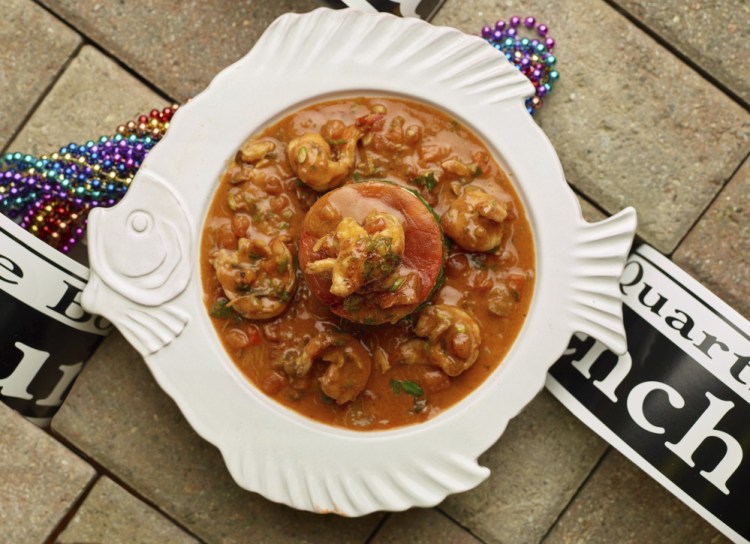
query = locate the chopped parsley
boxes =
[210,298,234,319]
[389,379,424,397]
[412,172,438,191]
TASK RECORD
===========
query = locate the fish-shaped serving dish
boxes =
[82,8,636,516]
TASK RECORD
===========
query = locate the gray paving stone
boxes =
[57,476,199,544]
[613,0,750,105]
[372,508,482,544]
[0,401,95,543]
[9,45,169,157]
[433,0,750,253]
[542,449,729,543]
[51,332,381,543]
[673,157,750,321]
[39,0,330,102]
[0,0,80,151]
[439,390,608,544]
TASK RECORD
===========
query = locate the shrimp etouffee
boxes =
[201,97,534,430]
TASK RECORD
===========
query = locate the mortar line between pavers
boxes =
[432,508,489,544]
[0,41,83,156]
[43,471,100,544]
[571,185,612,218]
[30,0,177,106]
[602,0,750,112]
[536,446,613,544]
[670,150,750,258]
[363,512,392,544]
[47,428,209,544]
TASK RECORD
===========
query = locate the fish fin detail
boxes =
[569,207,637,355]
[117,305,190,356]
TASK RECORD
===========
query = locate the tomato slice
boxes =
[299,181,444,324]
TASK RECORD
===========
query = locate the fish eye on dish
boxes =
[200,96,535,430]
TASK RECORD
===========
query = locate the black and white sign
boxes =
[548,244,749,543]
[0,214,111,425]
[330,0,446,20]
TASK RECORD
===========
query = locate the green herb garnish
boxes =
[297,146,307,164]
[278,255,289,274]
[388,277,405,292]
[412,172,438,191]
[210,298,234,319]
[389,379,424,397]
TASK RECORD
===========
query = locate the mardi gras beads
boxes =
[0,104,179,253]
[481,16,559,114]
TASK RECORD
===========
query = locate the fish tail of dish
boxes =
[116,305,189,356]
[569,207,637,355]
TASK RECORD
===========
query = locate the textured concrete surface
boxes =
[0,402,95,543]
[434,0,750,253]
[674,157,750,320]
[39,0,330,102]
[57,476,199,544]
[614,0,750,105]
[9,45,168,156]
[440,391,608,544]
[542,449,730,543]
[51,332,382,543]
[0,0,80,151]
[372,508,482,543]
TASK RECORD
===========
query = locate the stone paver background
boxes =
[0,403,94,543]
[1,0,748,542]
[57,476,200,544]
[0,0,80,151]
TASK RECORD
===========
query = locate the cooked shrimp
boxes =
[285,331,372,404]
[286,124,361,192]
[305,211,405,298]
[237,140,275,165]
[211,235,295,320]
[441,186,509,252]
[363,211,405,256]
[413,305,482,376]
[441,157,476,179]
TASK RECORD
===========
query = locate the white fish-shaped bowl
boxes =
[82,8,637,516]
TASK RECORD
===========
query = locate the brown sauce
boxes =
[200,97,535,430]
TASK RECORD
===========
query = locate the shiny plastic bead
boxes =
[478,14,560,116]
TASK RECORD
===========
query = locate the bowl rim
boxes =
[82,7,636,516]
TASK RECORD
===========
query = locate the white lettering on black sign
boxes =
[0,215,111,423]
[547,245,749,543]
